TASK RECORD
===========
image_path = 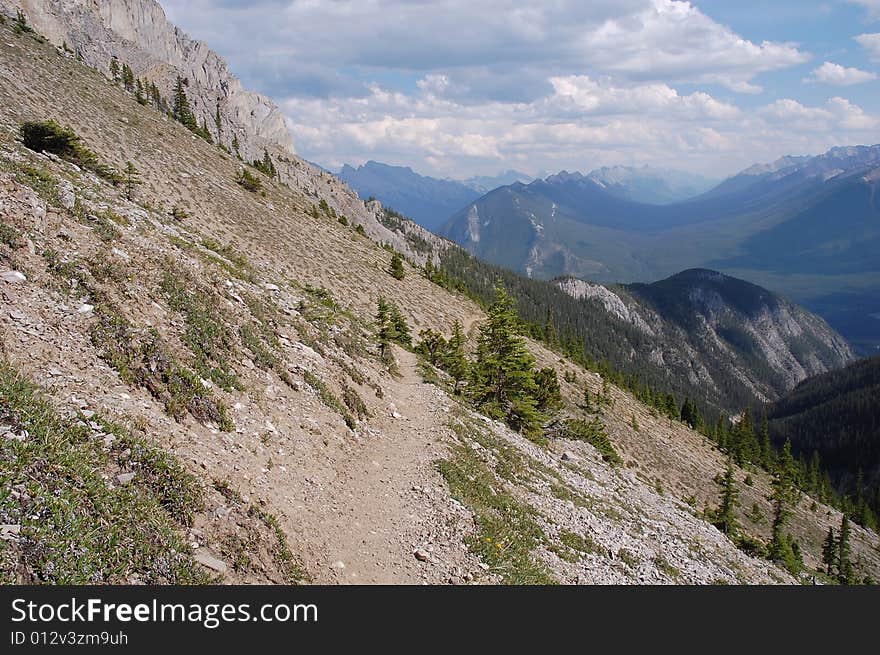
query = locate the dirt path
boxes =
[293,348,478,584]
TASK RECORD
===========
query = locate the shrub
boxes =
[236,168,262,193]
[19,120,119,182]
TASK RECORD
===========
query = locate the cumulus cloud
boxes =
[856,33,880,62]
[804,61,877,85]
[157,1,880,178]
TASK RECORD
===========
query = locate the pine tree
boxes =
[389,252,405,280]
[822,526,837,576]
[172,76,197,130]
[534,368,562,412]
[123,161,141,201]
[121,63,134,91]
[199,117,214,144]
[214,101,222,140]
[543,308,557,347]
[837,514,853,584]
[769,440,798,561]
[135,79,147,105]
[375,297,394,365]
[442,320,469,392]
[231,134,241,159]
[388,304,411,349]
[759,411,773,468]
[714,455,741,539]
[469,282,542,436]
[109,57,120,82]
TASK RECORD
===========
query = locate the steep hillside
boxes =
[1,19,878,585]
[555,270,852,407]
[441,152,880,352]
[338,161,481,231]
[767,355,880,517]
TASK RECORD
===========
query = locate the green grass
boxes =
[551,528,602,563]
[247,506,309,584]
[301,369,355,430]
[438,436,556,585]
[10,161,60,206]
[0,360,209,584]
[653,555,681,579]
[0,221,19,248]
[90,307,233,431]
[160,268,239,391]
[557,418,622,465]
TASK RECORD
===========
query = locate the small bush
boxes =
[20,120,119,182]
[554,418,622,465]
[236,168,262,193]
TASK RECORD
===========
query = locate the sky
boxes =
[160,0,880,179]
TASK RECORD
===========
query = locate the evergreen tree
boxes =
[375,297,394,365]
[123,161,141,201]
[199,117,214,144]
[109,57,120,82]
[769,440,798,561]
[388,304,412,349]
[714,455,741,539]
[442,320,469,392]
[822,526,837,576]
[389,252,405,280]
[231,134,241,159]
[534,368,562,412]
[469,282,542,436]
[214,101,223,140]
[837,514,854,584]
[172,76,197,130]
[121,63,134,91]
[543,309,557,347]
[134,79,147,105]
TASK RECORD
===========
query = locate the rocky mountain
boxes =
[3,0,291,161]
[0,0,452,268]
[441,149,880,353]
[337,161,481,231]
[587,165,718,205]
[556,269,853,407]
[1,12,878,586]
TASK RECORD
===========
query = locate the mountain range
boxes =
[1,0,878,587]
[440,147,880,354]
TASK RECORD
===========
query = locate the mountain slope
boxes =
[557,269,853,407]
[1,16,878,584]
[767,355,880,512]
[337,161,481,231]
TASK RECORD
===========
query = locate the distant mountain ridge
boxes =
[337,161,481,231]
[441,145,880,352]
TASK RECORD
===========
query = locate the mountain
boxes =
[556,269,853,407]
[587,165,718,204]
[767,354,880,522]
[441,149,880,353]
[337,161,481,231]
[463,170,533,194]
[5,0,291,161]
[2,5,878,585]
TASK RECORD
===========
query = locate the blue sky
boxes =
[161,0,880,179]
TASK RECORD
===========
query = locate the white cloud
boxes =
[848,0,880,20]
[856,33,880,62]
[804,61,877,85]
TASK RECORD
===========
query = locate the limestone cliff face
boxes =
[2,0,292,160]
